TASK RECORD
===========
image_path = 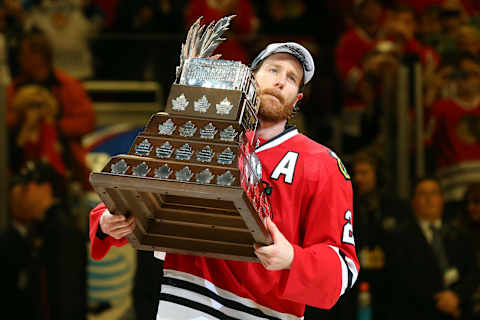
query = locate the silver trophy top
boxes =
[176,15,236,82]
[179,58,251,90]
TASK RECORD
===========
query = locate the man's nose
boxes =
[273,74,286,89]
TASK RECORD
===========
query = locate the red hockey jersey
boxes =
[89,127,359,319]
[426,98,480,170]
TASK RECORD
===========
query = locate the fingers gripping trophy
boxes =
[89,15,273,262]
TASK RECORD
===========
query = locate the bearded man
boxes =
[88,42,359,320]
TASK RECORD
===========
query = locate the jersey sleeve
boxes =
[278,151,359,309]
[89,202,128,260]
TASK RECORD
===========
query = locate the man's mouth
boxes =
[265,93,280,101]
[262,90,283,104]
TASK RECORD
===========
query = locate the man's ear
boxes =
[292,93,303,112]
[294,92,303,106]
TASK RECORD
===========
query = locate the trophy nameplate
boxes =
[89,16,272,262]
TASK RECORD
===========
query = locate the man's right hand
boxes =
[99,209,136,239]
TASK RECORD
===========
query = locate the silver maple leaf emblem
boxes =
[216,97,233,115]
[194,96,211,113]
[172,94,189,111]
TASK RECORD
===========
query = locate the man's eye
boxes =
[269,68,277,73]
[288,76,296,82]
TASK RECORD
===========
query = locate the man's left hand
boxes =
[434,290,460,317]
[254,217,294,270]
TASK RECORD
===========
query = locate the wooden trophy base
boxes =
[90,165,272,262]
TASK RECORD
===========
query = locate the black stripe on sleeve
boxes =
[161,277,282,320]
[159,293,241,320]
[338,250,353,291]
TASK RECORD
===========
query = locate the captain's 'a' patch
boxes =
[328,150,351,180]
[271,151,299,184]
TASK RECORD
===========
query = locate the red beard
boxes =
[258,88,295,122]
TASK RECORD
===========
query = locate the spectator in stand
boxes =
[350,151,409,319]
[335,0,390,158]
[456,25,480,62]
[0,0,27,79]
[8,85,68,180]
[25,0,103,80]
[417,5,443,49]
[431,4,471,60]
[185,0,259,64]
[382,4,440,70]
[390,177,479,320]
[452,183,480,319]
[92,0,117,30]
[0,160,87,320]
[6,32,96,190]
[454,182,480,319]
[425,54,480,204]
[335,0,386,102]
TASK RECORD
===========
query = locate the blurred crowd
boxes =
[0,0,480,319]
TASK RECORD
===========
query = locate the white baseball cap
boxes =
[251,42,315,85]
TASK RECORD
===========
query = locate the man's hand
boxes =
[434,290,460,318]
[254,217,294,270]
[99,209,136,239]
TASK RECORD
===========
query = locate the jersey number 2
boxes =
[342,210,355,245]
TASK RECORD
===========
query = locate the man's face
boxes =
[353,162,377,195]
[254,53,303,122]
[396,11,416,38]
[412,180,444,221]
[10,181,51,222]
[456,59,480,97]
[458,32,480,56]
[467,199,480,223]
[19,42,49,82]
[359,0,382,26]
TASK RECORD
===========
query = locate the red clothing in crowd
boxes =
[401,38,440,67]
[22,122,68,176]
[335,27,377,98]
[185,0,257,63]
[427,98,480,169]
[7,69,96,187]
[93,0,119,29]
[335,26,440,110]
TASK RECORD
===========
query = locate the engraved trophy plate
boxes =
[176,166,193,182]
[179,121,197,137]
[128,135,240,167]
[156,142,174,159]
[196,146,215,163]
[180,58,249,90]
[90,15,273,262]
[200,123,217,139]
[216,97,234,115]
[196,168,214,184]
[155,164,172,179]
[135,139,153,156]
[111,159,129,174]
[158,118,176,135]
[132,162,151,177]
[194,96,211,113]
[145,113,245,145]
[171,93,189,111]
